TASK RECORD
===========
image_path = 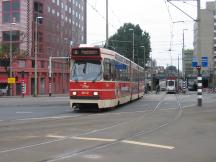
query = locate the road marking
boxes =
[46,135,174,150]
[71,137,174,150]
[16,112,32,114]
[72,137,116,142]
[0,139,65,154]
[17,115,81,121]
[46,135,66,139]
[122,140,175,150]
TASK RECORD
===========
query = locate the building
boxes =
[193,1,216,87]
[183,49,193,79]
[0,0,87,96]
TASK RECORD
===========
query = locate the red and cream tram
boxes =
[69,45,144,111]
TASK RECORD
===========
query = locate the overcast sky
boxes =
[87,0,210,70]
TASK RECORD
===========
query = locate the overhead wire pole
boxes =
[106,0,109,48]
[167,0,202,106]
[197,0,202,107]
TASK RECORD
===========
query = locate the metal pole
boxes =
[197,0,202,107]
[151,54,153,93]
[106,0,109,48]
[9,24,13,96]
[182,29,185,79]
[132,30,134,62]
[34,17,42,97]
[49,57,52,97]
[178,55,179,92]
[197,66,202,106]
[34,18,38,97]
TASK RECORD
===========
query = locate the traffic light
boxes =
[196,65,201,71]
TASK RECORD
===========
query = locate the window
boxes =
[41,61,45,68]
[2,0,20,23]
[2,30,20,41]
[34,2,43,13]
[103,58,112,81]
[18,60,25,68]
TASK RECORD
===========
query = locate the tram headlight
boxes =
[72,91,77,96]
[93,91,99,96]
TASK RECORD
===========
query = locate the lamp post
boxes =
[140,45,146,85]
[182,29,188,79]
[129,28,134,62]
[34,16,43,97]
[9,21,16,96]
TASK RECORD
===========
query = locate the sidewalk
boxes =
[0,94,69,107]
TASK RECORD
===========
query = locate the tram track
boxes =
[42,93,183,162]
[0,93,184,162]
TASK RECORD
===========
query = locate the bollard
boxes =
[196,66,202,107]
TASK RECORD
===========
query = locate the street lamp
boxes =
[9,21,16,96]
[140,45,146,90]
[182,29,188,79]
[129,28,134,62]
[34,16,43,97]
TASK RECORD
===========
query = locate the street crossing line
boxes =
[46,134,175,150]
[122,140,175,150]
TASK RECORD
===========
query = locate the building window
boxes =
[2,30,20,41]
[18,60,25,68]
[2,0,20,23]
[34,2,43,13]
[41,61,45,68]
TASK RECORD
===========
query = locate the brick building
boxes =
[0,0,87,96]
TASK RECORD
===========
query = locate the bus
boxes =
[69,45,144,111]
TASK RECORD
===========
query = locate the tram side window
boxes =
[111,60,116,81]
[103,58,111,81]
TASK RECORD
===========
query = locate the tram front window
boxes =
[71,60,102,81]
[168,81,174,86]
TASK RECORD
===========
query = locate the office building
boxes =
[0,0,87,95]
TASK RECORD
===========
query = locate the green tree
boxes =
[0,43,10,73]
[107,23,151,66]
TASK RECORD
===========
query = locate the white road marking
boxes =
[72,137,116,142]
[45,135,175,150]
[16,112,32,114]
[122,140,175,150]
[46,135,66,139]
[0,138,65,154]
[17,115,81,121]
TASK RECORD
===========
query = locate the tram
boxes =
[166,78,177,94]
[69,45,144,111]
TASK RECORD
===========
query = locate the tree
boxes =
[106,23,151,67]
[0,43,10,74]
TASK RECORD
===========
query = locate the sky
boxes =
[87,0,211,70]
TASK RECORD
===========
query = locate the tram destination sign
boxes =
[72,48,100,56]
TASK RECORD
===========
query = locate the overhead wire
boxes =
[87,1,118,31]
[163,0,174,66]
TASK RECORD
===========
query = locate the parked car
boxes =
[0,84,8,96]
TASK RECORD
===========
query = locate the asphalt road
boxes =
[0,92,216,162]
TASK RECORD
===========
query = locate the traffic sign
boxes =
[192,56,198,68]
[202,56,208,67]
[7,77,16,84]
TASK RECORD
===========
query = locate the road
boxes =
[0,92,216,162]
